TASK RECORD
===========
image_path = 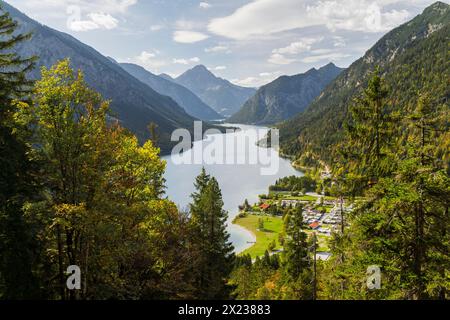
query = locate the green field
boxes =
[234,214,283,259]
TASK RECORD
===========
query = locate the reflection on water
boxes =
[162,124,303,253]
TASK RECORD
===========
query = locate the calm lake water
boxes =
[162,124,303,253]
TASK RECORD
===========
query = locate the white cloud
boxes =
[128,50,167,71]
[68,12,119,31]
[232,71,281,87]
[199,2,211,9]
[215,66,227,71]
[268,53,296,65]
[172,59,190,65]
[259,71,281,77]
[88,13,118,29]
[272,37,323,55]
[208,0,413,40]
[231,77,259,87]
[268,36,326,65]
[62,1,138,32]
[69,20,98,32]
[172,59,189,65]
[173,57,201,65]
[173,30,210,43]
[204,45,231,53]
[307,1,410,33]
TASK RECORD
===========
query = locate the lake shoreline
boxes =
[233,214,283,258]
[162,123,303,253]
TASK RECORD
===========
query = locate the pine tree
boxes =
[0,4,40,299]
[343,68,397,188]
[190,167,211,227]
[282,205,312,299]
[189,169,234,299]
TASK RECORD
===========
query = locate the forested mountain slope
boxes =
[278,1,450,164]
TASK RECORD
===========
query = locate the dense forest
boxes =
[278,2,449,169]
[269,176,317,193]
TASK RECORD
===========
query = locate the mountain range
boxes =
[173,65,257,117]
[228,63,344,125]
[278,1,450,164]
[1,1,208,154]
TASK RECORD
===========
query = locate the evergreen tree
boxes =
[282,205,312,299]
[189,169,234,299]
[190,167,211,227]
[343,68,397,189]
[0,5,40,299]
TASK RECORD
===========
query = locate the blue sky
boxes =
[5,0,447,87]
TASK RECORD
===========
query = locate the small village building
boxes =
[309,221,320,230]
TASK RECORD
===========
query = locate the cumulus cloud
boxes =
[199,2,211,9]
[208,0,413,40]
[214,66,227,70]
[173,30,210,43]
[268,53,297,65]
[88,12,118,28]
[68,12,119,31]
[232,71,281,87]
[272,37,323,55]
[128,50,167,71]
[62,0,138,31]
[6,0,138,32]
[268,36,324,65]
[231,76,259,87]
[306,1,410,33]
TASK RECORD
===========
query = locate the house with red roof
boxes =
[309,221,320,230]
